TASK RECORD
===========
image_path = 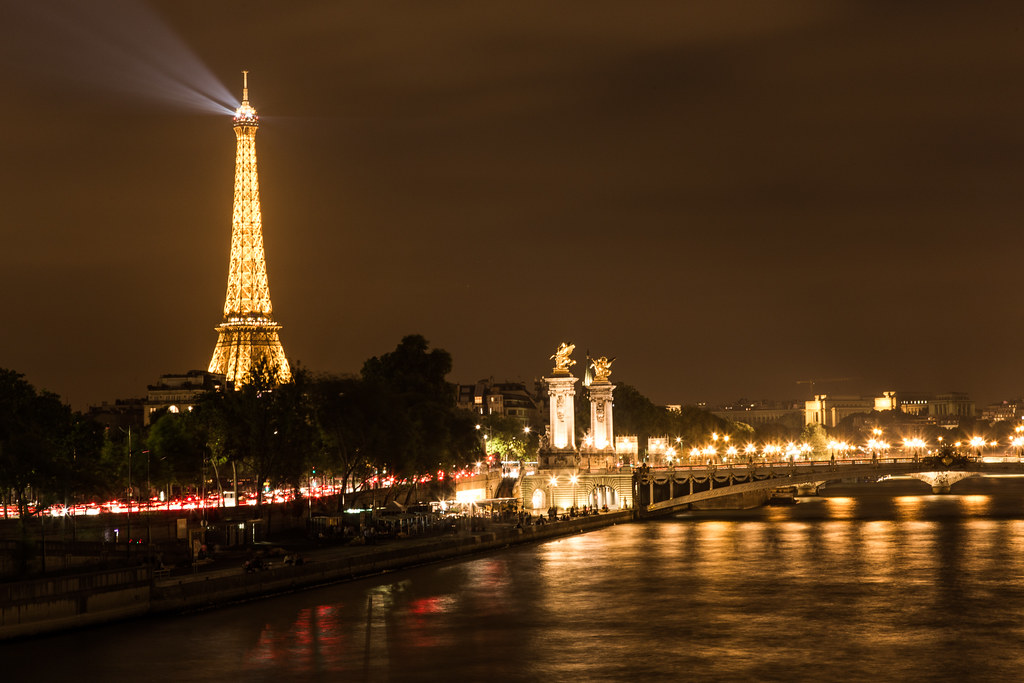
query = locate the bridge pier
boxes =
[907,471,978,494]
[796,482,824,496]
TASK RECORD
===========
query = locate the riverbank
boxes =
[1,509,633,640]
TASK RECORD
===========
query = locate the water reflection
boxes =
[9,493,1024,681]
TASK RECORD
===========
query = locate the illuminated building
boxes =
[208,71,291,384]
[145,370,226,425]
[874,390,975,422]
[804,394,873,428]
[455,379,541,425]
[806,390,977,427]
[982,400,1022,422]
[709,399,804,427]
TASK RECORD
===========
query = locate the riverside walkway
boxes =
[2,510,632,640]
[152,510,633,613]
[155,509,634,618]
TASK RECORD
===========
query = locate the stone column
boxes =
[546,374,578,451]
[587,380,615,452]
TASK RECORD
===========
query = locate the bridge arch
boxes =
[581,476,633,510]
[581,484,619,509]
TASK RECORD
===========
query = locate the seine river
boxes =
[8,480,1024,682]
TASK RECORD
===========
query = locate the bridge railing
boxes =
[641,457,917,472]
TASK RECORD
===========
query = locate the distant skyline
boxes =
[3,2,1024,410]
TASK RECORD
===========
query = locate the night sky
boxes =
[3,1,1024,410]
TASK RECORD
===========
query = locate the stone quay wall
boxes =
[1,510,633,640]
[152,510,634,613]
[0,565,152,640]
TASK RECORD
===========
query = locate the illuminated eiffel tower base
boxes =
[208,71,291,385]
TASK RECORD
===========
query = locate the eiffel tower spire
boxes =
[208,71,291,384]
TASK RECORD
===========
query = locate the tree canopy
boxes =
[0,368,105,575]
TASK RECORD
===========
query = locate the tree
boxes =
[362,335,453,405]
[481,414,537,462]
[309,373,402,509]
[200,359,315,508]
[0,371,71,518]
[359,335,478,478]
[606,382,730,457]
[667,405,730,444]
[0,369,104,573]
[603,383,664,455]
[727,421,757,446]
[147,409,207,498]
[799,423,829,459]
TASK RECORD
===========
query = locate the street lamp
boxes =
[475,423,492,462]
[1012,436,1024,461]
[827,440,840,461]
[1014,424,1024,459]
[868,428,884,462]
[903,437,926,461]
[548,476,557,513]
[116,425,134,554]
[127,427,132,551]
[570,474,578,509]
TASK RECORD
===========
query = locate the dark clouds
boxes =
[2,1,1024,409]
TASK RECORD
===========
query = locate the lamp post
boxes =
[1012,425,1024,461]
[127,426,131,554]
[524,428,532,475]
[1012,435,1024,461]
[570,474,578,510]
[144,448,151,546]
[116,425,133,555]
[870,428,883,462]
[475,423,493,466]
[548,476,557,514]
[903,437,926,461]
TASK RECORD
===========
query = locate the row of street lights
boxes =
[653,428,1024,465]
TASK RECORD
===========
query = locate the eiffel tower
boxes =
[208,71,291,384]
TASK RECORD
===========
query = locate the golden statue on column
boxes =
[588,356,615,383]
[550,342,576,375]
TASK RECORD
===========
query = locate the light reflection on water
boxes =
[8,494,1024,681]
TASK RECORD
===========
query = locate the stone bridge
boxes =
[636,457,1024,517]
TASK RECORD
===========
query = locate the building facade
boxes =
[146,370,226,425]
[456,379,541,426]
[806,390,977,427]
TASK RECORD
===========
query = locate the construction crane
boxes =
[796,377,854,397]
